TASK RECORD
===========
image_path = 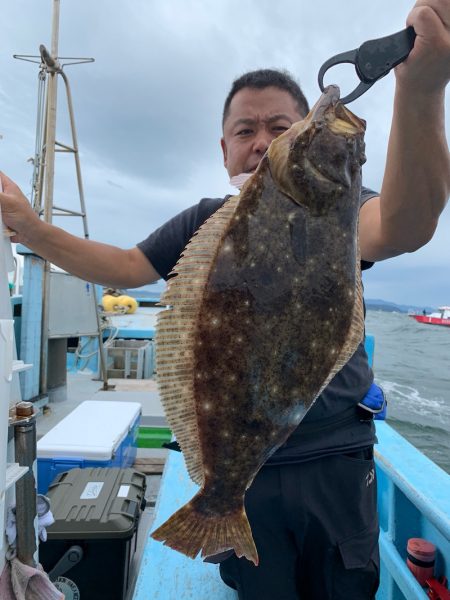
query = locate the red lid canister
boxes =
[406,538,436,586]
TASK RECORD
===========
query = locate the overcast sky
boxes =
[1,0,449,307]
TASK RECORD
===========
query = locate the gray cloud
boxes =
[1,0,449,305]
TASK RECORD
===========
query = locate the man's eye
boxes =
[236,128,253,136]
[272,125,289,133]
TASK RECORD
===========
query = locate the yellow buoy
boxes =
[102,294,117,312]
[116,295,138,314]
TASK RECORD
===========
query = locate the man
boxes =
[1,2,449,598]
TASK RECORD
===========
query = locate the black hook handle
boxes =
[318,26,416,104]
[356,26,416,83]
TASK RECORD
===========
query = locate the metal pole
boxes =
[14,405,38,568]
[40,0,61,395]
[60,70,109,388]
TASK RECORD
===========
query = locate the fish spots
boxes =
[203,402,212,411]
[293,410,303,422]
[210,317,220,327]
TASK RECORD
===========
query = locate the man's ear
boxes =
[220,138,228,167]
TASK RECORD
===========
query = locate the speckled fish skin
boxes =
[151,85,367,564]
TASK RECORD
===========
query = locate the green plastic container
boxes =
[137,426,172,448]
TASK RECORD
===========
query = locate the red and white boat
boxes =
[409,306,450,327]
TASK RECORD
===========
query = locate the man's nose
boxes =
[252,129,272,155]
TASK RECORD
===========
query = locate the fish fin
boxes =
[155,195,241,486]
[314,243,365,399]
[151,490,258,565]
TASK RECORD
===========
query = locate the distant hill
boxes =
[123,289,435,315]
[366,298,435,314]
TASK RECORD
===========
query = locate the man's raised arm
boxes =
[359,0,450,262]
[0,172,160,288]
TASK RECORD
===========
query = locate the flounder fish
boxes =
[151,85,367,565]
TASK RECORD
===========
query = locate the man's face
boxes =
[221,86,304,178]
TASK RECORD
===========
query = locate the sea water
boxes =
[366,310,450,474]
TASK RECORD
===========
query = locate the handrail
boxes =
[375,422,450,599]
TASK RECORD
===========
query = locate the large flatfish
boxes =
[151,85,367,565]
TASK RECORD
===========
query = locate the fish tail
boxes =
[151,492,259,565]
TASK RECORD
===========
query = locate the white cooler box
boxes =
[37,401,141,494]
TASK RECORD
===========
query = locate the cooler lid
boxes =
[46,467,146,539]
[37,401,141,460]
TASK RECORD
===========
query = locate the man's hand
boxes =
[0,172,41,245]
[396,0,450,93]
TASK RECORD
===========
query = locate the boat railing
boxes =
[375,422,450,599]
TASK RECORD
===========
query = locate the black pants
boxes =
[219,449,380,600]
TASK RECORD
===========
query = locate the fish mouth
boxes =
[303,156,351,188]
[303,155,351,188]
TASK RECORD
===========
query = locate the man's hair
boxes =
[222,69,310,127]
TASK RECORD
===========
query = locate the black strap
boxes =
[407,552,435,568]
[162,440,181,452]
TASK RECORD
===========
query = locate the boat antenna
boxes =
[13,0,111,394]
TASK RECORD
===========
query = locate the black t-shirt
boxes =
[138,187,378,463]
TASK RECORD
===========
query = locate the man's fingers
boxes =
[408,1,450,33]
[0,171,19,195]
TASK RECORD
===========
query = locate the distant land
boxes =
[365,299,436,314]
[125,289,435,315]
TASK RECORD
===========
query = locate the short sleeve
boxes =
[136,197,227,280]
[359,185,379,271]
